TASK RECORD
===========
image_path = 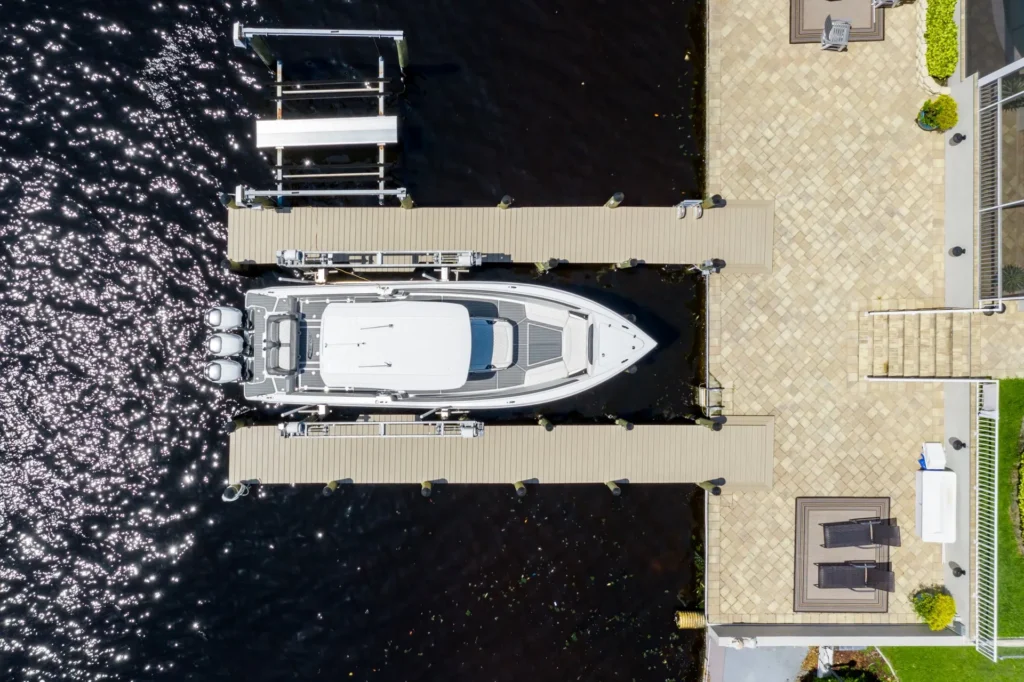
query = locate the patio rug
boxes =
[790,0,885,44]
[794,497,891,613]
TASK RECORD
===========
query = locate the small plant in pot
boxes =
[917,94,958,132]
[912,586,956,630]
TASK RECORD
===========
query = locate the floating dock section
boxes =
[226,202,775,272]
[227,416,775,490]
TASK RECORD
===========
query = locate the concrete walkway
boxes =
[707,644,808,682]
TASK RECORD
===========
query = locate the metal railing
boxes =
[978,81,1000,302]
[975,381,999,662]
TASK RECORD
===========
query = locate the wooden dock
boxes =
[227,416,775,489]
[226,202,775,273]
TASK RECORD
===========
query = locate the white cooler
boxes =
[921,442,946,470]
[915,470,957,543]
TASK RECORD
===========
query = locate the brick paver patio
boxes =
[705,3,948,623]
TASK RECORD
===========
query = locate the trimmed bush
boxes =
[912,588,956,631]
[925,0,958,80]
[919,94,958,131]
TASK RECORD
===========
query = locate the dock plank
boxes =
[227,203,775,272]
[228,416,774,490]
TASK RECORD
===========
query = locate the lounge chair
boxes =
[821,518,902,548]
[815,561,896,592]
[821,15,852,52]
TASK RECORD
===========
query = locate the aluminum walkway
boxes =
[226,202,775,272]
[227,416,775,489]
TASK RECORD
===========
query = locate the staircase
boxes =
[858,312,973,379]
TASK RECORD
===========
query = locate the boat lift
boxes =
[274,248,483,283]
[278,420,485,439]
[231,23,408,206]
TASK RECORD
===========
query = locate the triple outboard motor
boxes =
[206,332,244,357]
[205,359,243,384]
[205,306,243,332]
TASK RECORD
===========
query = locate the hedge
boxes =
[925,0,958,80]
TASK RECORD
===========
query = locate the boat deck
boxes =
[226,203,775,272]
[227,416,775,488]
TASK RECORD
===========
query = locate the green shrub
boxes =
[919,95,958,131]
[912,588,957,631]
[925,0,958,80]
[1018,456,1024,540]
[1004,265,1024,295]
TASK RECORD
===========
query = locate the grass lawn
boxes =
[882,647,1024,681]
[998,379,1024,637]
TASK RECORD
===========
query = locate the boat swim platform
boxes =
[227,416,775,489]
[226,202,775,273]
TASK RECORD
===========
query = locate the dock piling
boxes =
[604,192,625,209]
[695,417,723,432]
[420,481,433,498]
[395,37,410,72]
[535,258,559,275]
[514,481,528,497]
[608,415,634,431]
[614,258,639,270]
[248,35,276,70]
[605,481,622,496]
[537,416,554,431]
[497,195,514,210]
[400,195,415,210]
[697,480,723,496]
[322,480,339,497]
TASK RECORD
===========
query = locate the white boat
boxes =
[203,280,656,410]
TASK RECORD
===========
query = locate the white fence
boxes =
[975,381,999,662]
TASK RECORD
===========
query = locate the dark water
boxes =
[0,1,706,679]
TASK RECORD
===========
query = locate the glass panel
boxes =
[1002,205,1024,297]
[1002,102,1024,204]
[1003,67,1024,100]
[969,3,1024,77]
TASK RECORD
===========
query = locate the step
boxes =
[951,315,972,377]
[888,315,905,376]
[935,314,953,377]
[903,314,920,377]
[919,314,936,376]
[872,316,889,376]
[858,313,874,379]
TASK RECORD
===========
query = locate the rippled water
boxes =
[0,1,706,679]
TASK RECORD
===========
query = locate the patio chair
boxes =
[821,517,902,548]
[821,15,852,52]
[815,561,896,592]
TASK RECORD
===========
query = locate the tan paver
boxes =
[705,3,947,624]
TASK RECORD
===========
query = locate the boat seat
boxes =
[265,314,299,375]
[469,318,514,372]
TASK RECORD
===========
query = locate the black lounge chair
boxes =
[820,517,901,548]
[815,561,895,593]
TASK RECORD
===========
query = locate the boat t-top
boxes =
[203,280,656,410]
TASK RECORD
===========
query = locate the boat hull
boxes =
[230,280,657,411]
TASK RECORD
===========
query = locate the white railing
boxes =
[975,381,999,662]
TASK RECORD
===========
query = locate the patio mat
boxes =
[790,0,885,44]
[794,497,891,613]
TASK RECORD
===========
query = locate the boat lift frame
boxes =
[278,420,485,439]
[276,249,483,270]
[231,23,409,206]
